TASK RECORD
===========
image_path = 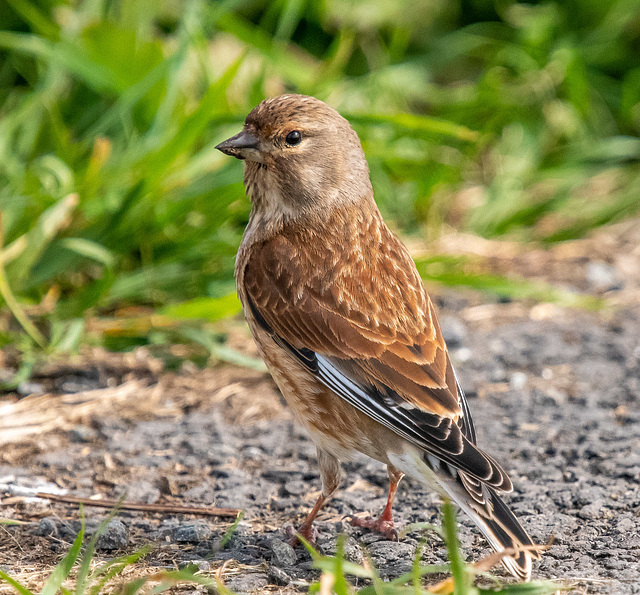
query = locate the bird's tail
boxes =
[446,478,538,581]
[389,450,539,581]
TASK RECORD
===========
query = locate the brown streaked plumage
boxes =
[216,94,539,580]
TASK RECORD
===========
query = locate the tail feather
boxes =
[439,467,539,581]
[388,449,538,581]
[452,482,538,581]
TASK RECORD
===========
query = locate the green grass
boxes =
[0,502,562,594]
[1,0,639,374]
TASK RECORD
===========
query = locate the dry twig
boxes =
[35,492,240,518]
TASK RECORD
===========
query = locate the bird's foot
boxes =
[285,522,318,547]
[349,515,398,541]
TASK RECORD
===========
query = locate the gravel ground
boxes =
[1,296,639,594]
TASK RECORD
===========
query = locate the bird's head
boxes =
[216,94,373,219]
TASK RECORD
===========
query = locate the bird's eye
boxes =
[285,130,302,146]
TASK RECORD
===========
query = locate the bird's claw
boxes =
[349,515,399,541]
[285,523,318,547]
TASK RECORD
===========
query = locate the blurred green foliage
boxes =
[0,0,639,366]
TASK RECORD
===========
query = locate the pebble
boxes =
[115,480,160,504]
[69,425,98,443]
[359,532,386,545]
[323,536,363,564]
[172,521,212,543]
[489,365,508,383]
[183,483,215,502]
[510,371,528,390]
[616,517,635,533]
[367,540,415,563]
[16,381,45,396]
[35,517,59,537]
[281,479,307,496]
[267,565,291,586]
[59,377,101,393]
[578,500,606,520]
[586,261,621,292]
[440,316,467,347]
[225,573,269,593]
[271,496,295,511]
[180,559,211,572]
[269,538,297,566]
[453,347,472,362]
[96,519,128,550]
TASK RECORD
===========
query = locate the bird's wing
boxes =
[242,223,510,492]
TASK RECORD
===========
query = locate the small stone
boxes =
[183,483,215,502]
[115,480,160,504]
[440,315,467,348]
[35,517,59,537]
[440,316,467,347]
[17,381,45,396]
[96,519,128,550]
[269,538,297,566]
[510,372,528,391]
[225,573,269,593]
[367,540,415,563]
[172,521,212,543]
[242,446,264,460]
[605,558,626,570]
[616,517,635,533]
[324,537,363,564]
[180,559,211,572]
[0,367,14,383]
[359,532,385,545]
[281,480,306,496]
[586,261,621,292]
[489,365,508,383]
[578,500,605,520]
[60,377,100,393]
[548,545,571,560]
[267,565,291,585]
[454,347,472,363]
[69,425,98,443]
[271,497,295,511]
[157,475,175,495]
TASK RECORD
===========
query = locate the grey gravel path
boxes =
[1,304,639,593]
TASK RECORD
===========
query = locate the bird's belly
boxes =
[252,327,398,464]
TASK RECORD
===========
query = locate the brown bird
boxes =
[216,94,538,580]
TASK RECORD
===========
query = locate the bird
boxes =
[215,94,539,580]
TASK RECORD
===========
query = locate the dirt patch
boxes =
[1,295,639,594]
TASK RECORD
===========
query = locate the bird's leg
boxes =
[290,491,326,545]
[350,464,404,540]
[288,448,342,546]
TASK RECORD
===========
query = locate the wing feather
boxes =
[241,215,511,492]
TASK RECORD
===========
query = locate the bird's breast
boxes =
[247,320,403,463]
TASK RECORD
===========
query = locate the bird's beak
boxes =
[215,129,262,161]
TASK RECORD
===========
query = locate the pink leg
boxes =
[350,465,404,540]
[288,448,342,546]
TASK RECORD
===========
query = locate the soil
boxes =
[1,222,640,594]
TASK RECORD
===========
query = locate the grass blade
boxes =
[6,193,78,289]
[41,519,84,595]
[75,501,124,594]
[0,570,35,595]
[441,501,470,595]
[88,546,152,595]
[0,212,47,349]
[5,0,59,40]
[219,510,244,550]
